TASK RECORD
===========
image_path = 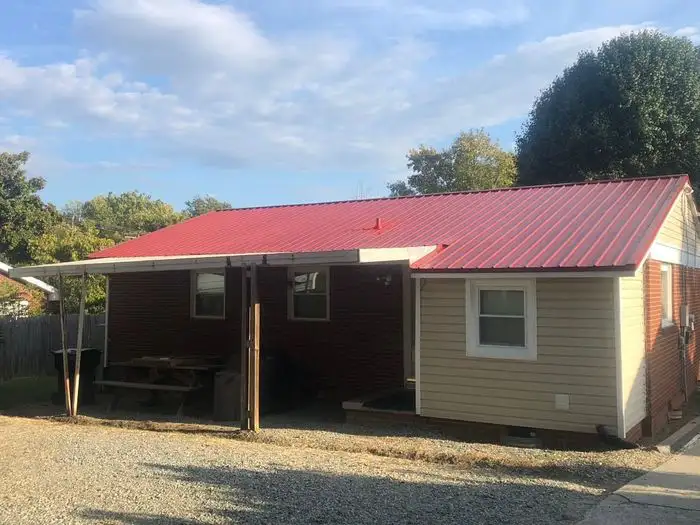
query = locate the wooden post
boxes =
[71,273,87,416]
[58,274,72,416]
[248,264,261,432]
[240,266,250,430]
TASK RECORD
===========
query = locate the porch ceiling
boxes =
[8,246,437,278]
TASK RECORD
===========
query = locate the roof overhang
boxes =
[8,246,438,278]
[411,268,638,279]
[0,260,60,300]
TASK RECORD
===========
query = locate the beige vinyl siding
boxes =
[419,278,617,434]
[656,192,698,256]
[619,272,647,433]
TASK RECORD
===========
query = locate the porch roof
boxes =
[7,246,437,278]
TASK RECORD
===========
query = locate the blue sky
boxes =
[0,1,698,209]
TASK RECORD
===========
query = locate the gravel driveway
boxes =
[0,416,658,524]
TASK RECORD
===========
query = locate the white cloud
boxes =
[675,26,700,43]
[0,0,665,177]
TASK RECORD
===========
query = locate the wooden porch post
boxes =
[248,264,261,432]
[71,273,87,416]
[240,266,250,430]
[58,274,72,416]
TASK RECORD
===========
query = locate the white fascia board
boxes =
[358,246,437,264]
[412,270,636,279]
[0,260,59,299]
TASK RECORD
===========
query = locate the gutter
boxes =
[0,261,59,301]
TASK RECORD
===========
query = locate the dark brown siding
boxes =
[107,265,404,400]
[108,267,243,364]
[644,260,700,437]
[258,265,404,400]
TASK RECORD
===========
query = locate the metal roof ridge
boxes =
[210,174,690,213]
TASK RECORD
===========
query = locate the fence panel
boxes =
[0,314,104,380]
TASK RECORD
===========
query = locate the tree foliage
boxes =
[0,151,57,264]
[388,129,517,196]
[184,195,232,217]
[29,222,114,313]
[517,31,700,188]
[0,278,44,318]
[72,191,184,243]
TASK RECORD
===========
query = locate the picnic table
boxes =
[95,356,225,416]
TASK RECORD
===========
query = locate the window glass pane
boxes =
[196,293,225,317]
[294,294,327,319]
[479,317,526,346]
[294,271,326,294]
[197,272,225,294]
[195,271,225,317]
[661,266,671,321]
[480,290,524,316]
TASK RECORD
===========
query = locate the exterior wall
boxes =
[257,265,404,400]
[419,278,618,435]
[619,272,647,434]
[656,192,697,257]
[107,265,404,400]
[644,260,700,437]
[108,268,243,363]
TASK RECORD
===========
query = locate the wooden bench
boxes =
[94,380,202,416]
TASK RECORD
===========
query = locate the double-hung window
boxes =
[289,267,329,320]
[467,280,537,360]
[191,270,225,319]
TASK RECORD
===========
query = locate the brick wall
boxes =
[108,265,405,400]
[643,260,700,437]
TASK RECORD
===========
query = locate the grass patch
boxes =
[0,376,55,410]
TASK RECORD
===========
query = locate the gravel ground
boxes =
[0,415,666,525]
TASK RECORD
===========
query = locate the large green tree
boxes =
[184,195,232,217]
[388,129,517,196]
[72,191,184,243]
[28,222,114,313]
[0,151,57,264]
[517,31,700,187]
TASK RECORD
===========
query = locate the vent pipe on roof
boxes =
[374,217,383,230]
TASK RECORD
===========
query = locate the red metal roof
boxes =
[90,175,689,272]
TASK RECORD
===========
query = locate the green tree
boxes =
[516,31,700,188]
[184,194,232,217]
[29,222,114,313]
[388,129,517,196]
[0,278,44,317]
[0,151,57,264]
[76,191,184,243]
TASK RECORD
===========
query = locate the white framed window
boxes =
[288,267,329,320]
[660,264,673,327]
[191,270,226,319]
[466,279,537,360]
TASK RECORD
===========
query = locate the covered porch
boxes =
[10,247,433,429]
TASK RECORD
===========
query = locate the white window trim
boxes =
[287,266,330,321]
[190,269,226,319]
[660,263,674,328]
[465,279,537,361]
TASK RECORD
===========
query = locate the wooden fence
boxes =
[0,314,104,381]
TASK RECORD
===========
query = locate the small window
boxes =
[289,268,329,320]
[479,289,526,347]
[192,270,225,318]
[661,264,673,327]
[467,280,537,360]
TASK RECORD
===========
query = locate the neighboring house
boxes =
[0,262,58,318]
[10,175,700,443]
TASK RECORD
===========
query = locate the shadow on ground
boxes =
[76,461,657,525]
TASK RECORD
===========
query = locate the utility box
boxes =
[213,370,241,421]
